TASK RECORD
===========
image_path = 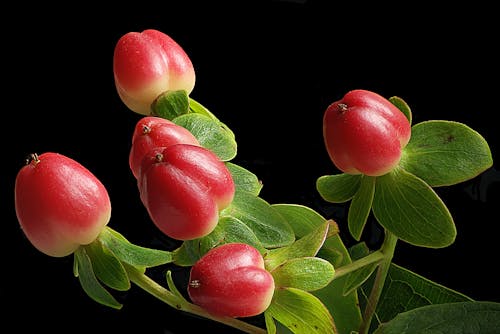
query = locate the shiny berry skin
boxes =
[129,116,200,179]
[188,243,275,318]
[138,144,235,241]
[323,89,411,176]
[14,152,111,257]
[113,29,196,115]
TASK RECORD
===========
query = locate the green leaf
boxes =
[348,175,375,240]
[189,97,236,139]
[225,161,263,196]
[266,287,337,334]
[400,120,493,187]
[271,257,335,291]
[372,168,456,248]
[73,247,122,309]
[172,216,266,266]
[343,242,378,296]
[85,241,130,291]
[99,227,172,268]
[224,190,295,248]
[316,173,361,203]
[361,263,472,332]
[272,204,363,334]
[165,270,189,303]
[173,113,237,161]
[373,301,500,334]
[199,216,266,255]
[265,221,330,271]
[389,96,412,125]
[271,204,333,237]
[152,90,190,120]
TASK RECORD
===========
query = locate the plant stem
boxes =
[358,230,398,334]
[124,264,267,334]
[332,250,385,280]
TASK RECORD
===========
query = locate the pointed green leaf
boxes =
[372,168,456,248]
[265,221,330,271]
[373,301,500,334]
[264,311,278,334]
[266,287,337,334]
[343,242,378,296]
[73,247,122,309]
[189,97,236,139]
[225,190,295,248]
[99,227,172,268]
[400,120,493,187]
[316,173,362,203]
[171,239,200,267]
[85,241,130,291]
[348,175,376,240]
[173,113,237,161]
[225,161,263,196]
[389,96,412,125]
[271,204,337,238]
[271,257,335,291]
[152,90,190,120]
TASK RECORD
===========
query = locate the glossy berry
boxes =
[138,144,235,240]
[113,29,196,115]
[188,243,275,318]
[323,89,411,176]
[129,116,200,179]
[14,152,111,257]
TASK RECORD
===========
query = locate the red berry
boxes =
[129,116,200,179]
[113,29,196,115]
[14,152,111,257]
[323,89,411,176]
[138,144,235,240]
[188,243,275,318]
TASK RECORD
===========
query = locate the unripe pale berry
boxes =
[323,89,411,176]
[138,144,235,240]
[113,29,196,115]
[14,152,111,257]
[188,243,275,318]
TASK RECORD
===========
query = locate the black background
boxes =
[2,1,499,333]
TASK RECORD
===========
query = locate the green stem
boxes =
[358,230,398,334]
[332,250,385,280]
[124,264,267,334]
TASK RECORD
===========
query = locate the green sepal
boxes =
[85,240,130,291]
[316,173,361,203]
[152,90,190,120]
[99,227,172,268]
[389,95,412,125]
[372,168,456,248]
[348,175,375,241]
[73,247,123,310]
[400,120,493,187]
[265,287,337,334]
[165,270,188,303]
[271,257,335,291]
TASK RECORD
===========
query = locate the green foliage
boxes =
[373,301,500,334]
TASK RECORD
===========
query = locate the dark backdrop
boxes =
[2,1,499,333]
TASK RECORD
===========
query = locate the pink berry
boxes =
[113,29,196,115]
[138,144,235,241]
[323,89,411,176]
[14,152,111,257]
[129,116,200,179]
[188,243,275,318]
